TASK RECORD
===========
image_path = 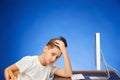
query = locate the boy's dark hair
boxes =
[46,37,67,48]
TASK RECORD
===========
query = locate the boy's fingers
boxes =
[54,42,59,45]
[55,40,65,47]
[54,40,60,44]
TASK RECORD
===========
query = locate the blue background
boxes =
[0,0,120,80]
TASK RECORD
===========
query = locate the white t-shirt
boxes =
[15,56,58,80]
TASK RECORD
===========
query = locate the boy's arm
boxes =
[54,40,72,77]
[4,64,19,80]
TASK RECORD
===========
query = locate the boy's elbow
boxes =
[67,74,72,77]
[65,72,72,77]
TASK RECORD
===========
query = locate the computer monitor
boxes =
[95,33,101,70]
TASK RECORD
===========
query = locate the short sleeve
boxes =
[49,65,58,79]
[15,56,32,73]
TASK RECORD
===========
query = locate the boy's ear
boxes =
[43,46,49,53]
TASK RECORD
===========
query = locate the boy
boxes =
[4,37,72,80]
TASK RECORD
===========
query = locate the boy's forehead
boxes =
[51,47,62,55]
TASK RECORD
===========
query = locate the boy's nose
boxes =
[51,57,56,62]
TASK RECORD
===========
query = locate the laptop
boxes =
[71,74,85,80]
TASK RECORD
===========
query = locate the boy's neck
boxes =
[38,54,47,66]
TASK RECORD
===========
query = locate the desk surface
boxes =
[53,70,120,80]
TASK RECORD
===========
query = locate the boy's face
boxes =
[44,46,61,65]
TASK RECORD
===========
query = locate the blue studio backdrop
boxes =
[0,0,120,80]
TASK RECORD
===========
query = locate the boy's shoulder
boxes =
[21,55,38,60]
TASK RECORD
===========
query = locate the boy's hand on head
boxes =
[54,39,72,77]
[54,40,66,54]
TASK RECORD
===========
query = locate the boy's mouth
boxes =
[49,60,55,64]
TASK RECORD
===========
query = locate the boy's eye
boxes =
[52,53,55,56]
[51,53,60,59]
